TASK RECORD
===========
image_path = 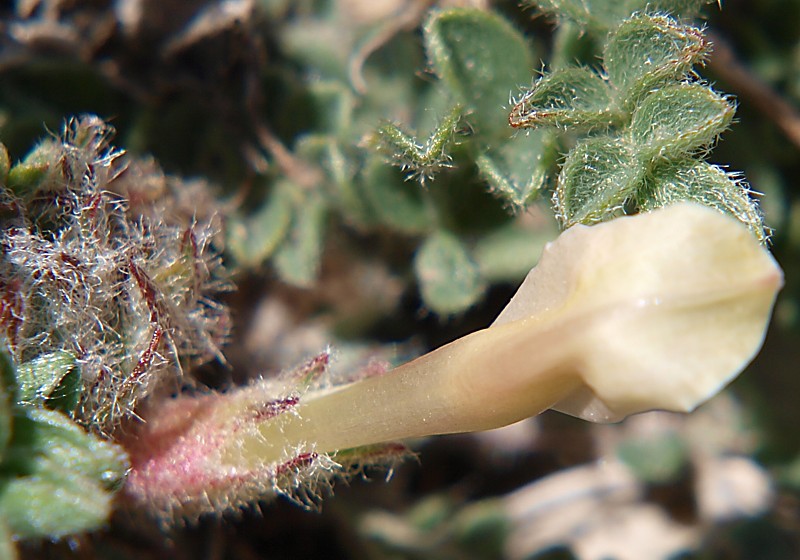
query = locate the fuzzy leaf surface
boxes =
[425,8,533,138]
[631,83,734,160]
[476,131,550,210]
[6,407,128,486]
[509,67,620,130]
[370,105,463,183]
[639,159,766,242]
[555,136,643,226]
[0,470,113,539]
[604,14,709,109]
[15,351,78,407]
[0,407,128,539]
[526,0,714,31]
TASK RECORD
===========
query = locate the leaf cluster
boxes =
[0,349,128,558]
[225,6,559,316]
[511,12,766,241]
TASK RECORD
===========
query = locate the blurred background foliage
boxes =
[1,0,800,558]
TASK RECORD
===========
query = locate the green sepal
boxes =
[273,189,327,288]
[227,182,293,268]
[414,231,486,315]
[554,136,643,226]
[424,8,533,138]
[604,14,709,110]
[509,67,620,131]
[476,131,551,210]
[43,364,81,414]
[639,159,767,243]
[631,83,734,160]
[6,162,49,198]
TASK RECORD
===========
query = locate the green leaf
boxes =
[475,131,551,210]
[425,8,533,138]
[473,216,556,282]
[274,190,327,287]
[306,80,355,137]
[554,136,644,226]
[631,83,734,160]
[15,351,78,407]
[639,159,766,242]
[524,0,607,30]
[617,432,689,484]
[227,183,294,268]
[525,0,715,32]
[0,407,128,540]
[7,407,128,487]
[509,67,621,131]
[296,135,373,227]
[361,156,435,234]
[414,231,485,315]
[604,14,709,110]
[452,499,509,558]
[0,470,113,540]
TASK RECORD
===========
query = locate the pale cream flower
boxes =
[126,202,783,519]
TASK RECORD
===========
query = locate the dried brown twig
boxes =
[707,30,800,150]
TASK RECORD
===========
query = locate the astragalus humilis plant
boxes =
[120,3,786,530]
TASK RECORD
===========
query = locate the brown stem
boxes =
[707,30,800,150]
[348,0,436,94]
[252,123,324,190]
